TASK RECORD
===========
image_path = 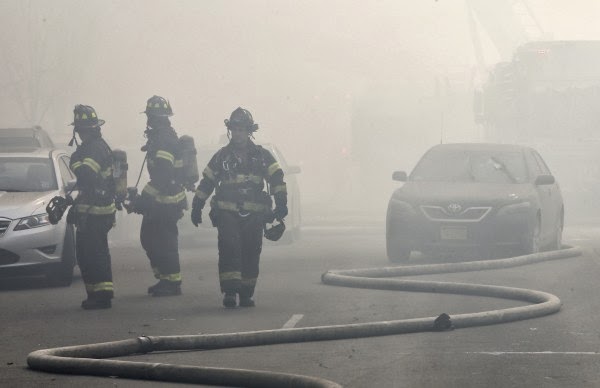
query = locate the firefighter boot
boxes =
[149,279,182,297]
[238,291,255,307]
[238,297,255,307]
[222,292,237,308]
[81,293,112,310]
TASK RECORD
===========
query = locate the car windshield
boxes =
[410,149,528,184]
[0,157,57,192]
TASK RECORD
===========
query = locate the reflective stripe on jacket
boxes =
[194,141,287,214]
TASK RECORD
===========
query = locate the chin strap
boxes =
[68,129,79,147]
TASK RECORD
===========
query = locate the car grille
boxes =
[420,205,491,222]
[0,248,19,265]
[0,218,11,237]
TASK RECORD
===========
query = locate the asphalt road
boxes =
[1,221,600,387]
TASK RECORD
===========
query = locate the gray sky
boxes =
[1,0,600,205]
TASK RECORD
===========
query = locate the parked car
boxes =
[386,143,564,262]
[0,148,77,285]
[0,126,55,150]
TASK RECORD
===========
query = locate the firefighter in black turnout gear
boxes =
[191,107,288,308]
[131,96,187,296]
[68,105,117,309]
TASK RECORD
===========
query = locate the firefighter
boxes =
[131,95,187,296]
[68,105,117,309]
[191,107,288,308]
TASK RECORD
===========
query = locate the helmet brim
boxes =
[141,110,173,117]
[70,119,105,127]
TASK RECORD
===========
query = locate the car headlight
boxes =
[497,201,531,216]
[388,199,416,215]
[14,213,51,231]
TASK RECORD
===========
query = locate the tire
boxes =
[549,210,564,251]
[522,216,541,255]
[46,225,76,287]
[386,231,411,263]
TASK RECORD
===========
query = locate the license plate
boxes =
[440,226,468,240]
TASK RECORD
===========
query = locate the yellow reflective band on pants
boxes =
[142,184,186,205]
[241,278,257,287]
[85,282,114,293]
[158,273,182,282]
[220,271,242,281]
[216,200,267,213]
[75,203,117,215]
[152,267,161,279]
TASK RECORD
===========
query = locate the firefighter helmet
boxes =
[224,107,259,132]
[142,95,173,117]
[70,105,105,128]
[264,220,285,241]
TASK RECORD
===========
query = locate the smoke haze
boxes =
[1,0,600,216]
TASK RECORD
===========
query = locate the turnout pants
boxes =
[140,213,181,284]
[76,214,114,300]
[216,210,263,297]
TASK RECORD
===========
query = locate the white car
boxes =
[0,148,76,285]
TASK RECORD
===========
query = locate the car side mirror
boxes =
[65,179,77,192]
[534,174,555,185]
[287,165,301,175]
[392,171,407,182]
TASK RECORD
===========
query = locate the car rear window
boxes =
[411,149,529,184]
[0,137,41,148]
[0,157,57,192]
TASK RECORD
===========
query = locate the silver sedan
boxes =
[0,148,76,285]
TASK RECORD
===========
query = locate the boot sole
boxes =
[151,290,182,297]
[223,297,237,308]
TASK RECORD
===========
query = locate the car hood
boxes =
[393,181,534,206]
[0,191,56,219]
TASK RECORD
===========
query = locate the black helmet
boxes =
[70,105,105,128]
[264,220,285,241]
[143,95,173,117]
[224,107,259,132]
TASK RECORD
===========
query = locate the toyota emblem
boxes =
[447,203,462,214]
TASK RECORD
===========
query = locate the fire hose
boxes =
[27,246,581,387]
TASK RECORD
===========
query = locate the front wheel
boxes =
[522,216,541,255]
[549,211,564,251]
[386,234,411,263]
[46,225,76,287]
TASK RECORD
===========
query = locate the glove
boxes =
[125,194,145,214]
[191,196,204,227]
[273,204,288,221]
[191,206,202,226]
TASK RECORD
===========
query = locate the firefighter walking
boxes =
[68,105,117,309]
[130,95,187,296]
[191,107,288,308]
